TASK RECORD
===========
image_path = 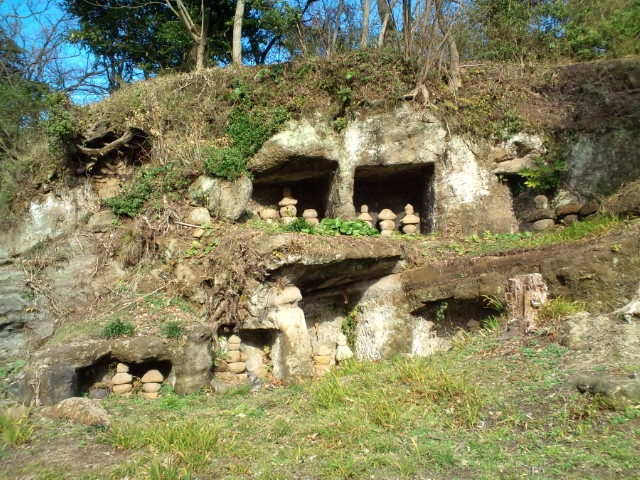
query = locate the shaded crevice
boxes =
[354,163,435,233]
[411,298,497,336]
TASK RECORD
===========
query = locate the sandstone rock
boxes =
[525,208,555,222]
[278,187,298,207]
[228,362,246,373]
[313,355,330,366]
[379,219,396,231]
[228,343,241,351]
[316,345,331,356]
[380,229,393,237]
[267,305,314,380]
[188,175,252,221]
[88,388,109,400]
[533,195,549,210]
[571,373,640,409]
[466,320,480,330]
[87,210,116,233]
[357,205,373,227]
[302,209,318,219]
[226,350,242,363]
[0,265,56,358]
[603,179,640,217]
[555,201,583,217]
[210,378,230,394]
[13,325,212,405]
[402,224,418,235]
[111,372,133,385]
[141,369,163,383]
[260,208,280,221]
[42,397,110,427]
[185,207,211,226]
[267,286,302,307]
[228,335,242,345]
[142,382,161,393]
[532,219,556,231]
[279,205,297,218]
[378,209,397,221]
[116,363,129,373]
[579,199,599,216]
[112,384,133,394]
[143,392,159,400]
[562,214,579,225]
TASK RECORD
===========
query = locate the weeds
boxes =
[539,297,587,325]
[100,316,135,338]
[160,320,183,339]
[0,412,33,446]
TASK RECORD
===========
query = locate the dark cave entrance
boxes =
[75,355,173,395]
[411,298,499,336]
[353,163,435,233]
[251,156,338,218]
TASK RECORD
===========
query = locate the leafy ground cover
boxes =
[1,329,638,480]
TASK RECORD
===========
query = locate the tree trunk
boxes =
[402,0,412,61]
[329,0,345,56]
[434,0,461,90]
[504,273,549,337]
[195,0,212,71]
[232,0,245,65]
[360,0,370,49]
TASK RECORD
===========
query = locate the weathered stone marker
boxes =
[504,273,548,336]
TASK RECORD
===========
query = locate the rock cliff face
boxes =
[1,100,639,404]
[249,106,518,234]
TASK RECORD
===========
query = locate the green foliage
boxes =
[482,295,506,315]
[203,97,289,181]
[202,146,247,181]
[64,0,233,87]
[0,411,34,446]
[101,317,135,338]
[435,302,449,322]
[342,306,359,347]
[281,217,314,233]
[109,417,218,472]
[0,359,26,382]
[519,156,565,192]
[314,218,379,237]
[539,297,587,323]
[564,0,640,58]
[42,93,79,145]
[104,161,193,217]
[160,321,183,339]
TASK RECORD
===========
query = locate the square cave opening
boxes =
[75,355,173,396]
[251,156,337,218]
[353,163,435,233]
[412,298,496,336]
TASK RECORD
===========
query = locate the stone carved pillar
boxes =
[504,273,548,336]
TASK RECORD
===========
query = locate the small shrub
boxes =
[202,146,247,181]
[539,297,586,323]
[282,217,314,233]
[160,321,183,339]
[518,155,565,192]
[101,317,135,338]
[0,412,33,446]
[314,218,379,236]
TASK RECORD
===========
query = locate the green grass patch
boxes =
[100,316,135,338]
[432,215,624,257]
[5,331,638,479]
